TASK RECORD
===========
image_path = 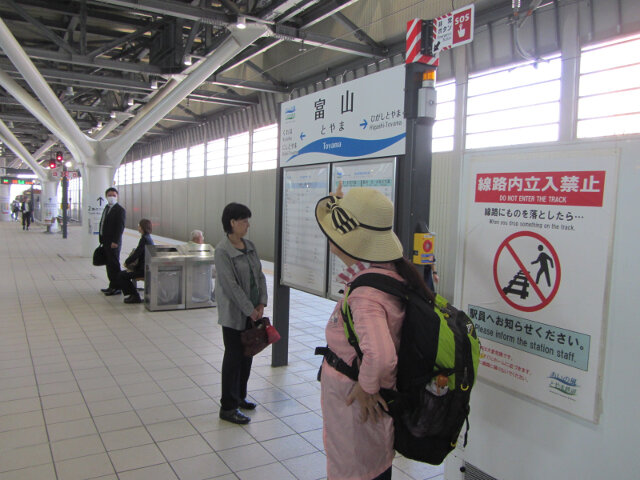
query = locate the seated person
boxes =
[117,218,154,304]
[189,229,204,244]
[185,229,215,303]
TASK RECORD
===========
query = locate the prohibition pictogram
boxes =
[493,231,561,312]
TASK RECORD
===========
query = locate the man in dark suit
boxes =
[21,198,33,230]
[99,187,126,295]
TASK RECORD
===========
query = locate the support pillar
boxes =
[41,180,59,232]
[0,184,10,222]
[82,164,114,257]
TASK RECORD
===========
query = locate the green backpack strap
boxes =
[340,273,409,361]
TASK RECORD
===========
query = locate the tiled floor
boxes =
[0,220,444,480]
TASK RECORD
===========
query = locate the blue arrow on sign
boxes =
[300,132,306,141]
[360,119,368,129]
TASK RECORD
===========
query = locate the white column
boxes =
[41,180,59,226]
[558,1,580,142]
[81,164,115,257]
[0,184,10,222]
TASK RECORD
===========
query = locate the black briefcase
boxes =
[92,245,106,266]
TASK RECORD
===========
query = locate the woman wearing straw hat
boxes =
[315,185,432,480]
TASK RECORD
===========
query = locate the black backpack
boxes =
[316,273,480,465]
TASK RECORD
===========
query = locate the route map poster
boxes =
[460,149,618,422]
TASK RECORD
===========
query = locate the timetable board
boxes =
[328,157,397,299]
[280,164,330,296]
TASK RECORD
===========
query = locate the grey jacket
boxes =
[214,236,268,330]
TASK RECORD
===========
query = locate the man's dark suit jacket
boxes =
[99,203,126,246]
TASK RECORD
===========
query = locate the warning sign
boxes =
[493,231,561,312]
[460,148,618,423]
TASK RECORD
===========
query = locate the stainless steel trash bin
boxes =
[178,243,216,309]
[145,245,186,311]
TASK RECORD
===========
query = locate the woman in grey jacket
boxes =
[214,203,268,424]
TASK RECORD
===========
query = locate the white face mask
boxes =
[107,196,117,206]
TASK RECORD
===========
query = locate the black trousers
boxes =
[372,467,392,480]
[221,321,253,411]
[117,270,142,296]
[104,245,121,289]
[21,213,31,229]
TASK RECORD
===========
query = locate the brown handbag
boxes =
[240,317,272,356]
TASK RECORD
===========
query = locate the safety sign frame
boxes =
[458,146,619,423]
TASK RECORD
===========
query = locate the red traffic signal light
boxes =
[55,151,63,162]
[49,160,57,169]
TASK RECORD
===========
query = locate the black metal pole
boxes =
[29,183,34,226]
[271,163,290,367]
[397,63,436,269]
[62,165,68,239]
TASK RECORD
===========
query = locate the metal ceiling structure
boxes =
[0,0,506,169]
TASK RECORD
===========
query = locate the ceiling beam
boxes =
[271,25,386,58]
[299,0,361,29]
[4,47,163,74]
[4,0,76,54]
[333,11,386,52]
[220,37,283,72]
[0,0,153,28]
[0,62,153,92]
[93,0,233,25]
[0,112,93,128]
[245,60,287,88]
[88,20,167,59]
[207,75,288,93]
[259,0,320,23]
[188,90,258,106]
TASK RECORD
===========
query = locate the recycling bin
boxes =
[178,243,216,309]
[145,245,186,311]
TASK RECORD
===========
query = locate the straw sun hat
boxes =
[315,187,404,263]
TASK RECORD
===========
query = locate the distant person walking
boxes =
[99,187,126,296]
[21,199,32,230]
[11,199,20,221]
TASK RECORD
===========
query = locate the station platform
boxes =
[0,220,443,480]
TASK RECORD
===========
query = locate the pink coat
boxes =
[321,264,405,480]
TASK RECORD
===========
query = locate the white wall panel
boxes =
[248,170,277,262]
[224,173,251,207]
[205,175,227,247]
[187,177,206,240]
[122,185,133,229]
[171,179,189,241]
[150,182,162,236]
[140,183,151,225]
[430,152,462,300]
[132,183,141,229]
[160,180,173,239]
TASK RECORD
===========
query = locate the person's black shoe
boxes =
[219,408,251,424]
[104,289,122,296]
[100,288,111,293]
[239,400,257,410]
[124,295,142,304]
